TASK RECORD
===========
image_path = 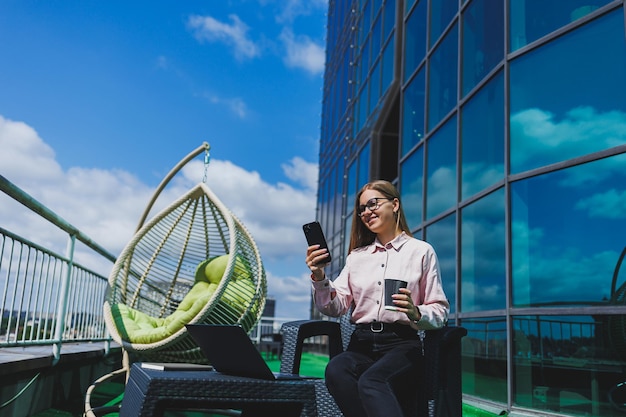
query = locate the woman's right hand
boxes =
[306,244,328,281]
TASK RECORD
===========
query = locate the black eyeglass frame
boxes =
[357,197,392,217]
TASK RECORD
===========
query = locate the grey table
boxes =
[119,363,335,417]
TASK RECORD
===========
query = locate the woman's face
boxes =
[358,189,398,235]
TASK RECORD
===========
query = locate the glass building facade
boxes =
[317,0,626,415]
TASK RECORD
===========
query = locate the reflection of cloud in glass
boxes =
[402,184,421,212]
[401,149,424,227]
[462,162,504,198]
[510,106,626,172]
[461,281,501,311]
[511,219,543,301]
[462,191,506,311]
[512,220,619,305]
[428,220,455,262]
[576,189,626,219]
[426,215,456,311]
[512,153,626,307]
[427,165,455,216]
[462,217,506,276]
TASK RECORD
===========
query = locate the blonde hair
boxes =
[348,180,413,251]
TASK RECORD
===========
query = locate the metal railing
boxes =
[1,174,117,362]
[464,315,616,365]
[250,315,333,356]
[1,173,325,365]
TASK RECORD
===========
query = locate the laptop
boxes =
[186,324,305,381]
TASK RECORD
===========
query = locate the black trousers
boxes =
[324,323,424,417]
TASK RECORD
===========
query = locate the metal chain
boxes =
[203,147,211,183]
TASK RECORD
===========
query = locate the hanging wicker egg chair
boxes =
[87,143,266,417]
[102,143,267,363]
[103,186,266,363]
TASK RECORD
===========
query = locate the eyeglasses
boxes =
[357,197,392,217]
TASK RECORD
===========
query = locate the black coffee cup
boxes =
[384,279,408,311]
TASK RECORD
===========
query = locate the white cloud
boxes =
[186,8,326,76]
[187,14,260,61]
[281,156,318,190]
[274,0,329,24]
[279,28,325,75]
[0,115,317,318]
[266,271,312,304]
[203,93,249,119]
[0,115,63,183]
[0,115,155,262]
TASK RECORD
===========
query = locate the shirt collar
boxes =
[371,231,409,252]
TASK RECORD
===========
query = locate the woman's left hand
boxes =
[393,288,422,322]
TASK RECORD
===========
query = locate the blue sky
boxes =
[0,0,328,319]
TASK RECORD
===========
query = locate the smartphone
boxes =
[302,221,332,265]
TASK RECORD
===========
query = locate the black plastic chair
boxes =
[279,315,467,417]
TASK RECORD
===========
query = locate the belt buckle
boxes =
[370,322,384,333]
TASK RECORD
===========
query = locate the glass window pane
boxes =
[511,154,626,308]
[425,213,456,313]
[361,35,371,81]
[383,0,395,42]
[461,71,504,200]
[347,161,358,218]
[372,14,382,53]
[513,315,623,415]
[362,0,372,38]
[319,176,329,229]
[427,23,458,130]
[358,142,371,189]
[461,0,504,96]
[358,86,368,131]
[403,0,427,82]
[402,68,425,156]
[509,0,613,52]
[344,214,352,259]
[510,10,626,174]
[369,60,381,111]
[400,146,424,227]
[405,0,416,15]
[461,188,506,312]
[382,35,395,94]
[461,317,507,402]
[429,0,458,47]
[332,168,343,239]
[426,116,457,220]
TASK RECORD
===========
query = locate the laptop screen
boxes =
[186,324,300,380]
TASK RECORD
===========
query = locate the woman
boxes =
[305,180,449,417]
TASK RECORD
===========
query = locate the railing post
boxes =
[52,234,76,364]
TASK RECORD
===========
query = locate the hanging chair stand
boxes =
[135,142,210,232]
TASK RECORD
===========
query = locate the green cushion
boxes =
[110,254,255,344]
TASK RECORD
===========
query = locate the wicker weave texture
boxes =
[120,364,323,417]
[103,183,266,362]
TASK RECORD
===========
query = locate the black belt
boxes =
[355,322,412,334]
